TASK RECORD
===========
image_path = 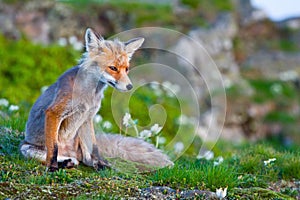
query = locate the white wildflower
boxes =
[122,113,131,127]
[216,187,227,199]
[9,105,19,111]
[264,158,276,166]
[223,38,232,50]
[166,90,175,97]
[162,81,180,97]
[72,41,83,51]
[169,84,180,94]
[162,81,172,89]
[177,115,196,125]
[158,136,166,144]
[139,130,152,139]
[0,98,9,107]
[40,86,49,94]
[213,156,224,166]
[68,36,77,44]
[174,142,184,154]
[150,82,163,96]
[94,114,102,123]
[197,150,214,160]
[58,37,67,46]
[270,84,282,94]
[102,121,112,129]
[177,115,189,125]
[69,36,83,51]
[279,70,298,81]
[223,78,232,88]
[149,82,160,90]
[150,124,163,135]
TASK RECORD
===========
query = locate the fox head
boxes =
[83,28,144,92]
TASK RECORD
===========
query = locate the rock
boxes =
[243,51,300,79]
[15,10,50,44]
[235,0,267,25]
[0,0,124,45]
[0,2,21,39]
[173,13,250,142]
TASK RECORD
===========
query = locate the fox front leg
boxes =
[45,107,60,172]
[78,120,110,170]
[44,91,72,172]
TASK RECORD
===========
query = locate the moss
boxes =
[0,34,80,105]
[229,187,294,199]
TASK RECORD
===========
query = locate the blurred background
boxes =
[0,0,299,154]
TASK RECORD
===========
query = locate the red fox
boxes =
[20,28,173,172]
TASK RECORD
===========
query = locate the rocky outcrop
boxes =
[244,51,300,79]
[173,13,252,142]
[0,0,122,45]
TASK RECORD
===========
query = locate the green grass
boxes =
[0,34,80,105]
[0,119,299,199]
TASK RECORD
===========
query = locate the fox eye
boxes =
[125,67,129,72]
[109,66,118,72]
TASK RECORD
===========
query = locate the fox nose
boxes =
[126,84,133,90]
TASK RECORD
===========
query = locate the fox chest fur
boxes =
[25,66,107,147]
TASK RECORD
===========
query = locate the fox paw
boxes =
[93,159,111,171]
[47,164,59,172]
[48,166,59,172]
[58,159,75,169]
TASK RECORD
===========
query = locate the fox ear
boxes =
[85,28,104,52]
[125,37,144,58]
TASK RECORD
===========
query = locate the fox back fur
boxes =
[20,28,173,172]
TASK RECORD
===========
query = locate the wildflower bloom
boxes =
[139,130,152,138]
[177,115,188,125]
[58,37,67,46]
[102,121,112,129]
[161,81,180,97]
[94,114,102,123]
[213,156,224,166]
[271,84,282,94]
[264,158,276,166]
[158,136,166,144]
[0,98,9,107]
[40,86,49,94]
[216,187,227,199]
[177,115,195,125]
[174,142,184,154]
[123,113,131,127]
[9,105,19,111]
[223,78,233,88]
[197,150,214,160]
[150,124,163,135]
[149,82,163,96]
[279,70,298,81]
[69,36,83,51]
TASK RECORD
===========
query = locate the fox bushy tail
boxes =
[96,134,174,170]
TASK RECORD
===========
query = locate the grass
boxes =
[0,34,80,105]
[0,116,299,199]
